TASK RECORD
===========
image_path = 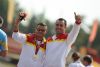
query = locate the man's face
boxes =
[55,20,66,34]
[35,25,47,38]
[83,60,88,66]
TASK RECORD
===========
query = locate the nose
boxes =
[38,30,43,33]
[56,24,61,29]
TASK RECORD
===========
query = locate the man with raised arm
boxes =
[45,12,82,67]
[12,12,47,67]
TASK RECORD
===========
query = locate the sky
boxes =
[17,0,100,27]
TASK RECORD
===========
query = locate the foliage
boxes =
[0,0,100,52]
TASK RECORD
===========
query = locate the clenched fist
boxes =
[19,12,27,21]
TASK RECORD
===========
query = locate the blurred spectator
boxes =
[68,52,84,67]
[83,55,94,67]
[0,16,8,57]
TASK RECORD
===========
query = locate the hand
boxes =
[15,12,27,25]
[18,12,27,21]
[74,12,82,24]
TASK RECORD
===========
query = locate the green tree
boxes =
[0,0,8,32]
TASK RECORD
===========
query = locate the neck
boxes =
[56,32,65,35]
[35,36,43,41]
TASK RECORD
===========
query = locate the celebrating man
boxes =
[45,12,82,67]
[12,12,47,67]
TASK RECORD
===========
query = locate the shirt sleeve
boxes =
[12,32,26,44]
[66,23,81,47]
[0,34,8,51]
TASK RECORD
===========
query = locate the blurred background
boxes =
[0,0,100,67]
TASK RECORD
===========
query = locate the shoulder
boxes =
[69,62,84,67]
[86,65,94,67]
[0,29,7,37]
[26,33,35,41]
[47,37,52,41]
[69,63,77,67]
[26,33,34,37]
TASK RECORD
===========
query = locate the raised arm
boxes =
[66,12,82,47]
[12,12,27,44]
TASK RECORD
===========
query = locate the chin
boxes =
[56,32,62,35]
[37,35,42,37]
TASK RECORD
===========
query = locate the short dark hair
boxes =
[83,55,92,64]
[37,23,47,27]
[0,16,3,24]
[72,52,80,61]
[56,18,67,26]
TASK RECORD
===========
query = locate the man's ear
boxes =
[45,27,48,34]
[45,29,47,34]
[64,25,66,29]
[0,23,3,27]
[0,16,3,27]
